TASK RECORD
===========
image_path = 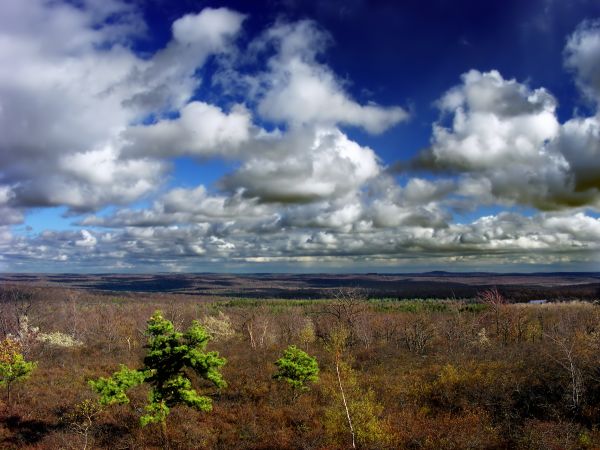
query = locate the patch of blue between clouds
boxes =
[13,206,78,235]
[169,156,237,191]
[452,205,535,225]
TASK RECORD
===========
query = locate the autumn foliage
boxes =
[0,285,600,448]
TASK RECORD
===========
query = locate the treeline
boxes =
[1,285,600,449]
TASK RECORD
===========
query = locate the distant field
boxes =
[2,272,600,301]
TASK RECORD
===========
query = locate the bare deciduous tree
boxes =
[546,326,585,414]
[317,287,369,346]
[231,306,273,350]
[478,287,506,338]
[402,314,435,355]
[0,286,34,339]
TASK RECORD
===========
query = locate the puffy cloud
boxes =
[221,127,381,203]
[124,102,252,158]
[452,212,600,255]
[75,230,97,247]
[0,186,23,226]
[251,21,408,133]
[280,197,365,231]
[172,8,245,49]
[6,142,165,212]
[0,1,244,214]
[409,69,600,211]
[125,8,245,113]
[369,201,448,229]
[4,4,600,272]
[565,20,600,104]
[544,212,600,241]
[81,185,276,230]
[402,178,457,205]
[361,177,452,229]
[425,70,560,171]
[0,0,143,54]
[160,186,272,219]
[553,115,600,198]
[8,209,600,271]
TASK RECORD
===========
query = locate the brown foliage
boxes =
[1,286,600,448]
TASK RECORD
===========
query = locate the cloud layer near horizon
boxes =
[1,1,600,272]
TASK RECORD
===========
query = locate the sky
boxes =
[1,0,600,273]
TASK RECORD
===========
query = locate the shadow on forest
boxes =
[1,414,57,445]
[1,414,130,447]
[93,277,195,292]
[94,423,131,447]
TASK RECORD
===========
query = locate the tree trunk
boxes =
[161,419,170,450]
[335,354,355,449]
[6,382,11,408]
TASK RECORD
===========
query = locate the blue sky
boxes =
[1,0,600,272]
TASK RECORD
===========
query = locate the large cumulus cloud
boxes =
[254,21,408,133]
[221,127,381,203]
[123,102,253,159]
[0,0,244,214]
[409,65,600,211]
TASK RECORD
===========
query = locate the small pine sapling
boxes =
[0,338,37,407]
[273,345,319,396]
[90,311,226,444]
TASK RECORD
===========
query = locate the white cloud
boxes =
[80,185,276,230]
[0,1,244,213]
[124,102,252,158]
[75,230,97,247]
[281,197,365,231]
[221,127,381,203]
[251,21,408,133]
[544,212,600,240]
[402,178,456,205]
[553,115,600,199]
[0,186,22,225]
[125,8,245,113]
[429,70,560,170]
[11,210,597,270]
[565,19,600,104]
[172,8,245,49]
[4,6,600,272]
[412,69,600,211]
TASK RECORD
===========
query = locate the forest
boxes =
[1,284,600,449]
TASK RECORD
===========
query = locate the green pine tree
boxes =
[90,311,226,444]
[0,338,36,407]
[273,345,319,395]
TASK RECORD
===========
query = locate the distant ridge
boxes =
[1,272,599,301]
